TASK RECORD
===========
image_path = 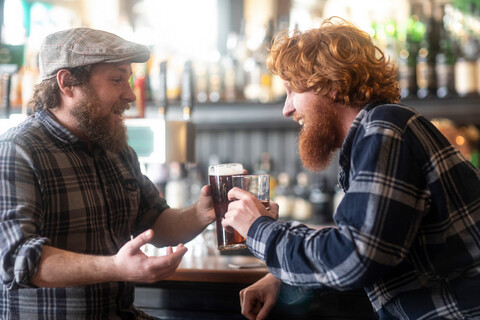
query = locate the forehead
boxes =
[90,63,133,76]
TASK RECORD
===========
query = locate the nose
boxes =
[122,83,136,103]
[282,95,295,117]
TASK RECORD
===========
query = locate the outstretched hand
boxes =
[113,229,188,283]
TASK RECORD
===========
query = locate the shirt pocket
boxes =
[111,177,140,233]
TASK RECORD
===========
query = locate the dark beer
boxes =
[209,163,246,250]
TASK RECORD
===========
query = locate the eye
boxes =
[112,78,122,84]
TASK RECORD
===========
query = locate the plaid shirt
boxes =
[248,103,480,319]
[0,110,168,319]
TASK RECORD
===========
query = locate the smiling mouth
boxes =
[293,116,305,126]
[113,104,130,117]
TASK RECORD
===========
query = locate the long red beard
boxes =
[298,104,342,171]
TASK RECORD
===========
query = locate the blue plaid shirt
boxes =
[248,103,480,319]
[0,110,168,319]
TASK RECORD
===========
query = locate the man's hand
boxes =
[113,229,188,283]
[223,187,279,238]
[195,185,216,226]
[150,185,216,247]
[240,273,282,320]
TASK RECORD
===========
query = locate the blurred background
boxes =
[0,0,479,233]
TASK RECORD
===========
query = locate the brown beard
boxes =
[70,85,129,153]
[298,102,342,171]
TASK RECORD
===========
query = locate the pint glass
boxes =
[232,174,270,209]
[209,163,246,250]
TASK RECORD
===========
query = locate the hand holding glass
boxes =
[233,174,270,209]
[209,163,246,251]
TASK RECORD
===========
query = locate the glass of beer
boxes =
[209,163,246,251]
[232,174,270,209]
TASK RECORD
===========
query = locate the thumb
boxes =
[200,185,211,197]
[256,296,276,320]
[128,229,154,252]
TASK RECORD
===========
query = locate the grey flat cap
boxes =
[39,27,150,80]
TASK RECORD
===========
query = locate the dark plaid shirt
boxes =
[248,103,480,319]
[0,110,168,319]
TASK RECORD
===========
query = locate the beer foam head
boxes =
[209,163,243,176]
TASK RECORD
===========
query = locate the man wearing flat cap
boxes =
[0,27,215,319]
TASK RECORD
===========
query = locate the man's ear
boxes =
[56,69,74,97]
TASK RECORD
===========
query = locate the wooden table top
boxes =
[166,255,268,284]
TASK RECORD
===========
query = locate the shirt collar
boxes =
[36,109,84,146]
[338,102,385,190]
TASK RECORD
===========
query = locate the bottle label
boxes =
[417,62,435,89]
[435,63,454,89]
[455,60,476,96]
[398,64,415,91]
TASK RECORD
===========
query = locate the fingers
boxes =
[128,229,154,253]
[200,185,211,197]
[240,292,256,320]
[228,187,254,201]
[240,289,263,320]
[269,201,279,213]
[266,201,279,220]
[166,244,187,260]
[152,244,187,266]
[256,297,276,320]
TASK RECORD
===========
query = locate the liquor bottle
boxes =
[193,60,208,103]
[244,19,275,103]
[455,35,478,97]
[181,60,194,119]
[291,172,313,221]
[253,152,278,198]
[398,4,424,99]
[234,20,248,101]
[243,55,261,101]
[416,0,439,99]
[274,172,295,220]
[165,162,189,209]
[398,33,419,99]
[208,54,222,103]
[309,176,333,225]
[222,34,238,102]
[157,61,168,117]
[258,19,275,103]
[435,3,456,98]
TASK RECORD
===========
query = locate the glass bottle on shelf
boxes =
[309,176,333,225]
[455,35,478,98]
[193,60,209,103]
[258,19,275,103]
[208,52,222,103]
[244,19,275,103]
[274,172,295,220]
[222,33,239,102]
[398,4,424,99]
[291,172,313,222]
[435,3,456,98]
[416,0,439,99]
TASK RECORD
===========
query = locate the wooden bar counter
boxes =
[134,254,376,319]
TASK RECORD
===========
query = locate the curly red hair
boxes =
[267,17,400,106]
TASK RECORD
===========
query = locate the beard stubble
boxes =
[70,85,129,153]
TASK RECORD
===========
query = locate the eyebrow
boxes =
[116,65,133,77]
